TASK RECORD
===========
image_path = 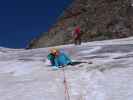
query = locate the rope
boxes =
[62,68,70,100]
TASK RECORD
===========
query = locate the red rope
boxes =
[62,68,70,100]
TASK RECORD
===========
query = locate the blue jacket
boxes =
[54,52,72,67]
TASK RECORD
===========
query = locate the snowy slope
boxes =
[0,37,133,100]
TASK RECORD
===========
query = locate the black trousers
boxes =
[74,37,81,45]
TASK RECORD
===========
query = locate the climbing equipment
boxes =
[62,68,70,100]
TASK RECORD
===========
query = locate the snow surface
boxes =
[0,37,133,100]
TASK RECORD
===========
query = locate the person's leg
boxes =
[74,38,77,45]
[75,38,79,45]
[78,37,81,45]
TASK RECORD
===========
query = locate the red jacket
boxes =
[73,26,81,38]
[74,27,80,34]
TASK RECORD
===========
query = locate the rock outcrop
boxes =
[28,0,133,48]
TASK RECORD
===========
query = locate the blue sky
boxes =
[0,0,72,48]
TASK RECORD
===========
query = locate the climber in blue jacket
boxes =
[47,48,72,69]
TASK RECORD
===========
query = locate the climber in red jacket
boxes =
[72,26,82,45]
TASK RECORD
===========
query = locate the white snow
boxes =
[79,46,102,54]
[0,37,133,100]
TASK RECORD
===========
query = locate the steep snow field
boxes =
[0,37,133,100]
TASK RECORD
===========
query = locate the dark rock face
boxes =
[27,0,133,48]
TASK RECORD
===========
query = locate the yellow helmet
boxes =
[50,48,59,53]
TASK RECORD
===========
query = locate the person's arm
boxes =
[47,54,51,60]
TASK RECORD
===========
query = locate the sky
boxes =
[0,0,72,48]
